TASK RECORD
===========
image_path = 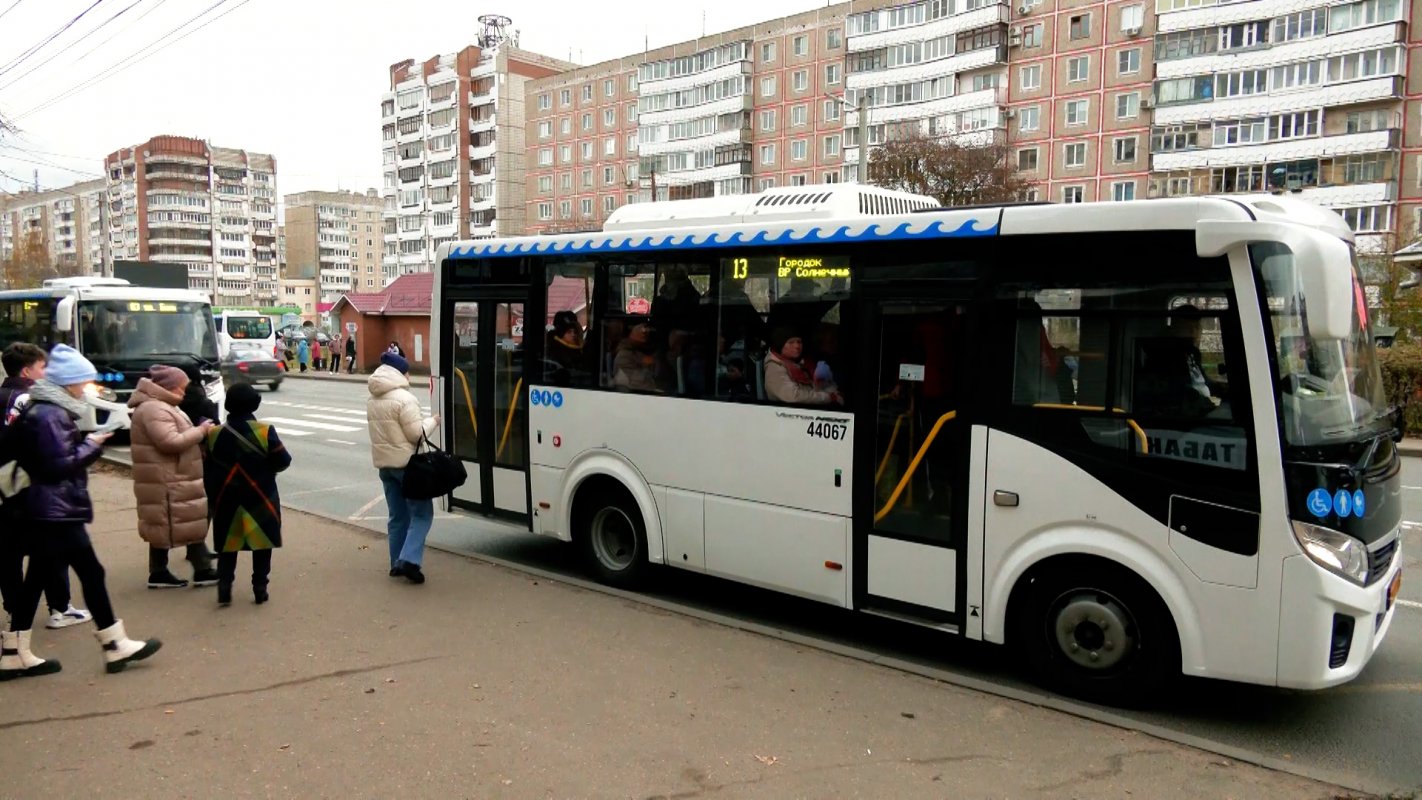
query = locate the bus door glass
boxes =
[446,298,528,517]
[862,297,973,621]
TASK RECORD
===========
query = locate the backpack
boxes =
[0,396,33,508]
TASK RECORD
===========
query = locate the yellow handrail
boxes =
[1031,403,1148,454]
[874,414,906,485]
[453,367,478,436]
[874,410,956,524]
[496,377,523,459]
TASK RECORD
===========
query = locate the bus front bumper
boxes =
[1276,553,1402,690]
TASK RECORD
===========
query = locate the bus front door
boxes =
[858,298,973,630]
[447,298,529,520]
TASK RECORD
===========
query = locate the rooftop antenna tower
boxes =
[477,14,515,50]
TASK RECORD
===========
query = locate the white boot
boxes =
[95,620,161,674]
[0,629,62,680]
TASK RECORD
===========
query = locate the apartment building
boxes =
[0,179,107,279]
[103,135,279,304]
[1149,0,1409,249]
[381,28,574,276]
[1006,0,1156,203]
[284,189,384,302]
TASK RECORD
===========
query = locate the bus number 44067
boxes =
[807,421,848,441]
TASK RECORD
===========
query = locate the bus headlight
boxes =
[82,383,117,402]
[1292,521,1368,585]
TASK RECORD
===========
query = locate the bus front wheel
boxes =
[575,484,650,588]
[1012,561,1179,706]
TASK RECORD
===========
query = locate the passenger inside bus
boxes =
[765,325,842,405]
[544,310,585,385]
[612,322,659,392]
[1012,300,1064,405]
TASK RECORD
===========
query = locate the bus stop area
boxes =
[1,467,1349,799]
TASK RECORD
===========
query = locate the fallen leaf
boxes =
[364,688,376,694]
[753,755,779,766]
[279,744,291,750]
[358,545,370,550]
[900,712,916,719]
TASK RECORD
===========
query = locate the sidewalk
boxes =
[282,369,430,387]
[0,468,1352,799]
[1401,437,1422,457]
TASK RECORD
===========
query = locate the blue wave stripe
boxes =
[449,217,998,259]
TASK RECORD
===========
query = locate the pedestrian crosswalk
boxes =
[255,400,430,442]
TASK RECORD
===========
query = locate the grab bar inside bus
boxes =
[496,377,523,459]
[1031,403,1148,453]
[453,367,477,436]
[874,411,956,524]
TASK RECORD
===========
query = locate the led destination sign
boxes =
[722,255,851,280]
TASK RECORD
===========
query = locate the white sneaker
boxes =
[46,605,93,629]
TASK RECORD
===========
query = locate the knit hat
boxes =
[225,382,262,416]
[148,364,188,392]
[44,344,98,386]
[380,351,410,374]
[769,325,799,354]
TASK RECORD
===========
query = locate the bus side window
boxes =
[541,262,595,389]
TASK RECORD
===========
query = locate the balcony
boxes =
[1153,76,1404,126]
[469,141,497,161]
[847,3,1010,53]
[1151,129,1399,171]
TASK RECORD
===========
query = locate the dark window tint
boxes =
[539,262,596,388]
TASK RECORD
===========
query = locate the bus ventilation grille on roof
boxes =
[753,192,834,207]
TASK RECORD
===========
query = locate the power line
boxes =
[72,0,168,65]
[14,0,246,122]
[0,0,146,93]
[0,149,102,178]
[0,0,108,81]
[0,0,23,25]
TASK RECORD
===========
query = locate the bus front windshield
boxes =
[1251,242,1389,448]
[79,300,220,366]
[226,315,272,341]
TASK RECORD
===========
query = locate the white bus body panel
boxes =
[528,388,855,607]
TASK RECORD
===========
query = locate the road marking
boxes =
[325,439,358,446]
[350,493,385,520]
[270,401,367,416]
[1404,485,1422,491]
[1399,598,1421,610]
[303,413,370,424]
[267,427,310,437]
[259,416,364,433]
[284,482,371,497]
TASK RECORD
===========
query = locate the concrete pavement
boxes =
[0,467,1357,799]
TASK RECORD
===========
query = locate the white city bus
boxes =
[213,308,277,358]
[429,185,1404,702]
[0,277,223,429]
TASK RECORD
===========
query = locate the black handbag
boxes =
[401,432,468,499]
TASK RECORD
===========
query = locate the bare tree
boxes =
[1,229,52,289]
[867,132,1034,207]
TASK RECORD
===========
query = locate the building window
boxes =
[1018,147,1039,171]
[791,104,808,126]
[560,89,572,106]
[582,169,593,188]
[627,103,638,123]
[793,35,808,56]
[1120,4,1143,31]
[603,109,616,127]
[1069,13,1090,39]
[1118,48,1140,75]
[824,134,841,156]
[1019,105,1041,131]
[824,99,841,121]
[605,79,615,97]
[538,121,552,139]
[1020,64,1041,91]
[1065,99,1088,126]
[604,195,616,214]
[1273,8,1328,42]
[825,64,841,85]
[537,176,552,192]
[1062,185,1084,203]
[1064,142,1086,168]
[1024,23,1042,47]
[788,174,807,186]
[581,142,593,160]
[601,138,614,156]
[1112,181,1136,201]
[582,113,593,131]
[761,42,776,62]
[538,148,554,166]
[793,70,809,92]
[1116,92,1140,119]
[1337,204,1393,232]
[1067,56,1089,83]
[758,178,777,191]
[791,139,808,161]
[559,200,571,218]
[582,84,593,102]
[1113,136,1137,163]
[761,109,777,131]
[560,173,572,190]
[538,94,551,111]
[579,198,592,217]
[761,76,777,97]
[560,117,571,135]
[827,28,842,49]
[760,144,777,165]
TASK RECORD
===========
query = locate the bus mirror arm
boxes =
[1196,220,1354,341]
[54,296,75,333]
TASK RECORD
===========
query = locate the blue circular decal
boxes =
[1333,489,1352,518]
[1353,490,1366,518]
[530,391,542,406]
[1306,489,1332,518]
[552,391,564,408]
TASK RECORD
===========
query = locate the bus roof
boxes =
[0,284,211,303]
[440,189,1353,262]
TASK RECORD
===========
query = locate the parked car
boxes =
[222,342,284,391]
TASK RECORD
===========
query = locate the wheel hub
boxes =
[590,507,636,571]
[1052,593,1136,671]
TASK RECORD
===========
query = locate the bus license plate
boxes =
[1387,572,1402,612]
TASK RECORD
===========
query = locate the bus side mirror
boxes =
[54,296,75,332]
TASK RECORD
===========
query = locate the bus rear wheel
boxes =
[1013,562,1179,706]
[576,486,650,589]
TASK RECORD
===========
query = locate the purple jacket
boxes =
[16,401,102,523]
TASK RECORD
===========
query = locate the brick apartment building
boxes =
[102,135,278,305]
[0,178,106,281]
[284,189,384,303]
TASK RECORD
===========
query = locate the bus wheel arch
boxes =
[1006,554,1183,706]
[565,463,661,588]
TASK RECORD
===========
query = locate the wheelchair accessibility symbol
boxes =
[530,390,565,408]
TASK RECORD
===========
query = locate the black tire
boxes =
[269,381,281,392]
[1012,562,1180,706]
[576,484,651,588]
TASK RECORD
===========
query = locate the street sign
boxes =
[627,296,651,314]
[346,322,357,334]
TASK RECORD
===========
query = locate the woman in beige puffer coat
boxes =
[128,366,219,589]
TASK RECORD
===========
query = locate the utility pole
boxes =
[857,92,869,185]
[98,188,111,277]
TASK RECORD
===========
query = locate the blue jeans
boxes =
[378,467,434,568]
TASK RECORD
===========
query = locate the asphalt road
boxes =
[108,374,1422,794]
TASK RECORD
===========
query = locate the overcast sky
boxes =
[0,0,833,208]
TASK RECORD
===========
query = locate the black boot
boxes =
[253,586,269,604]
[217,583,232,606]
[191,568,221,588]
